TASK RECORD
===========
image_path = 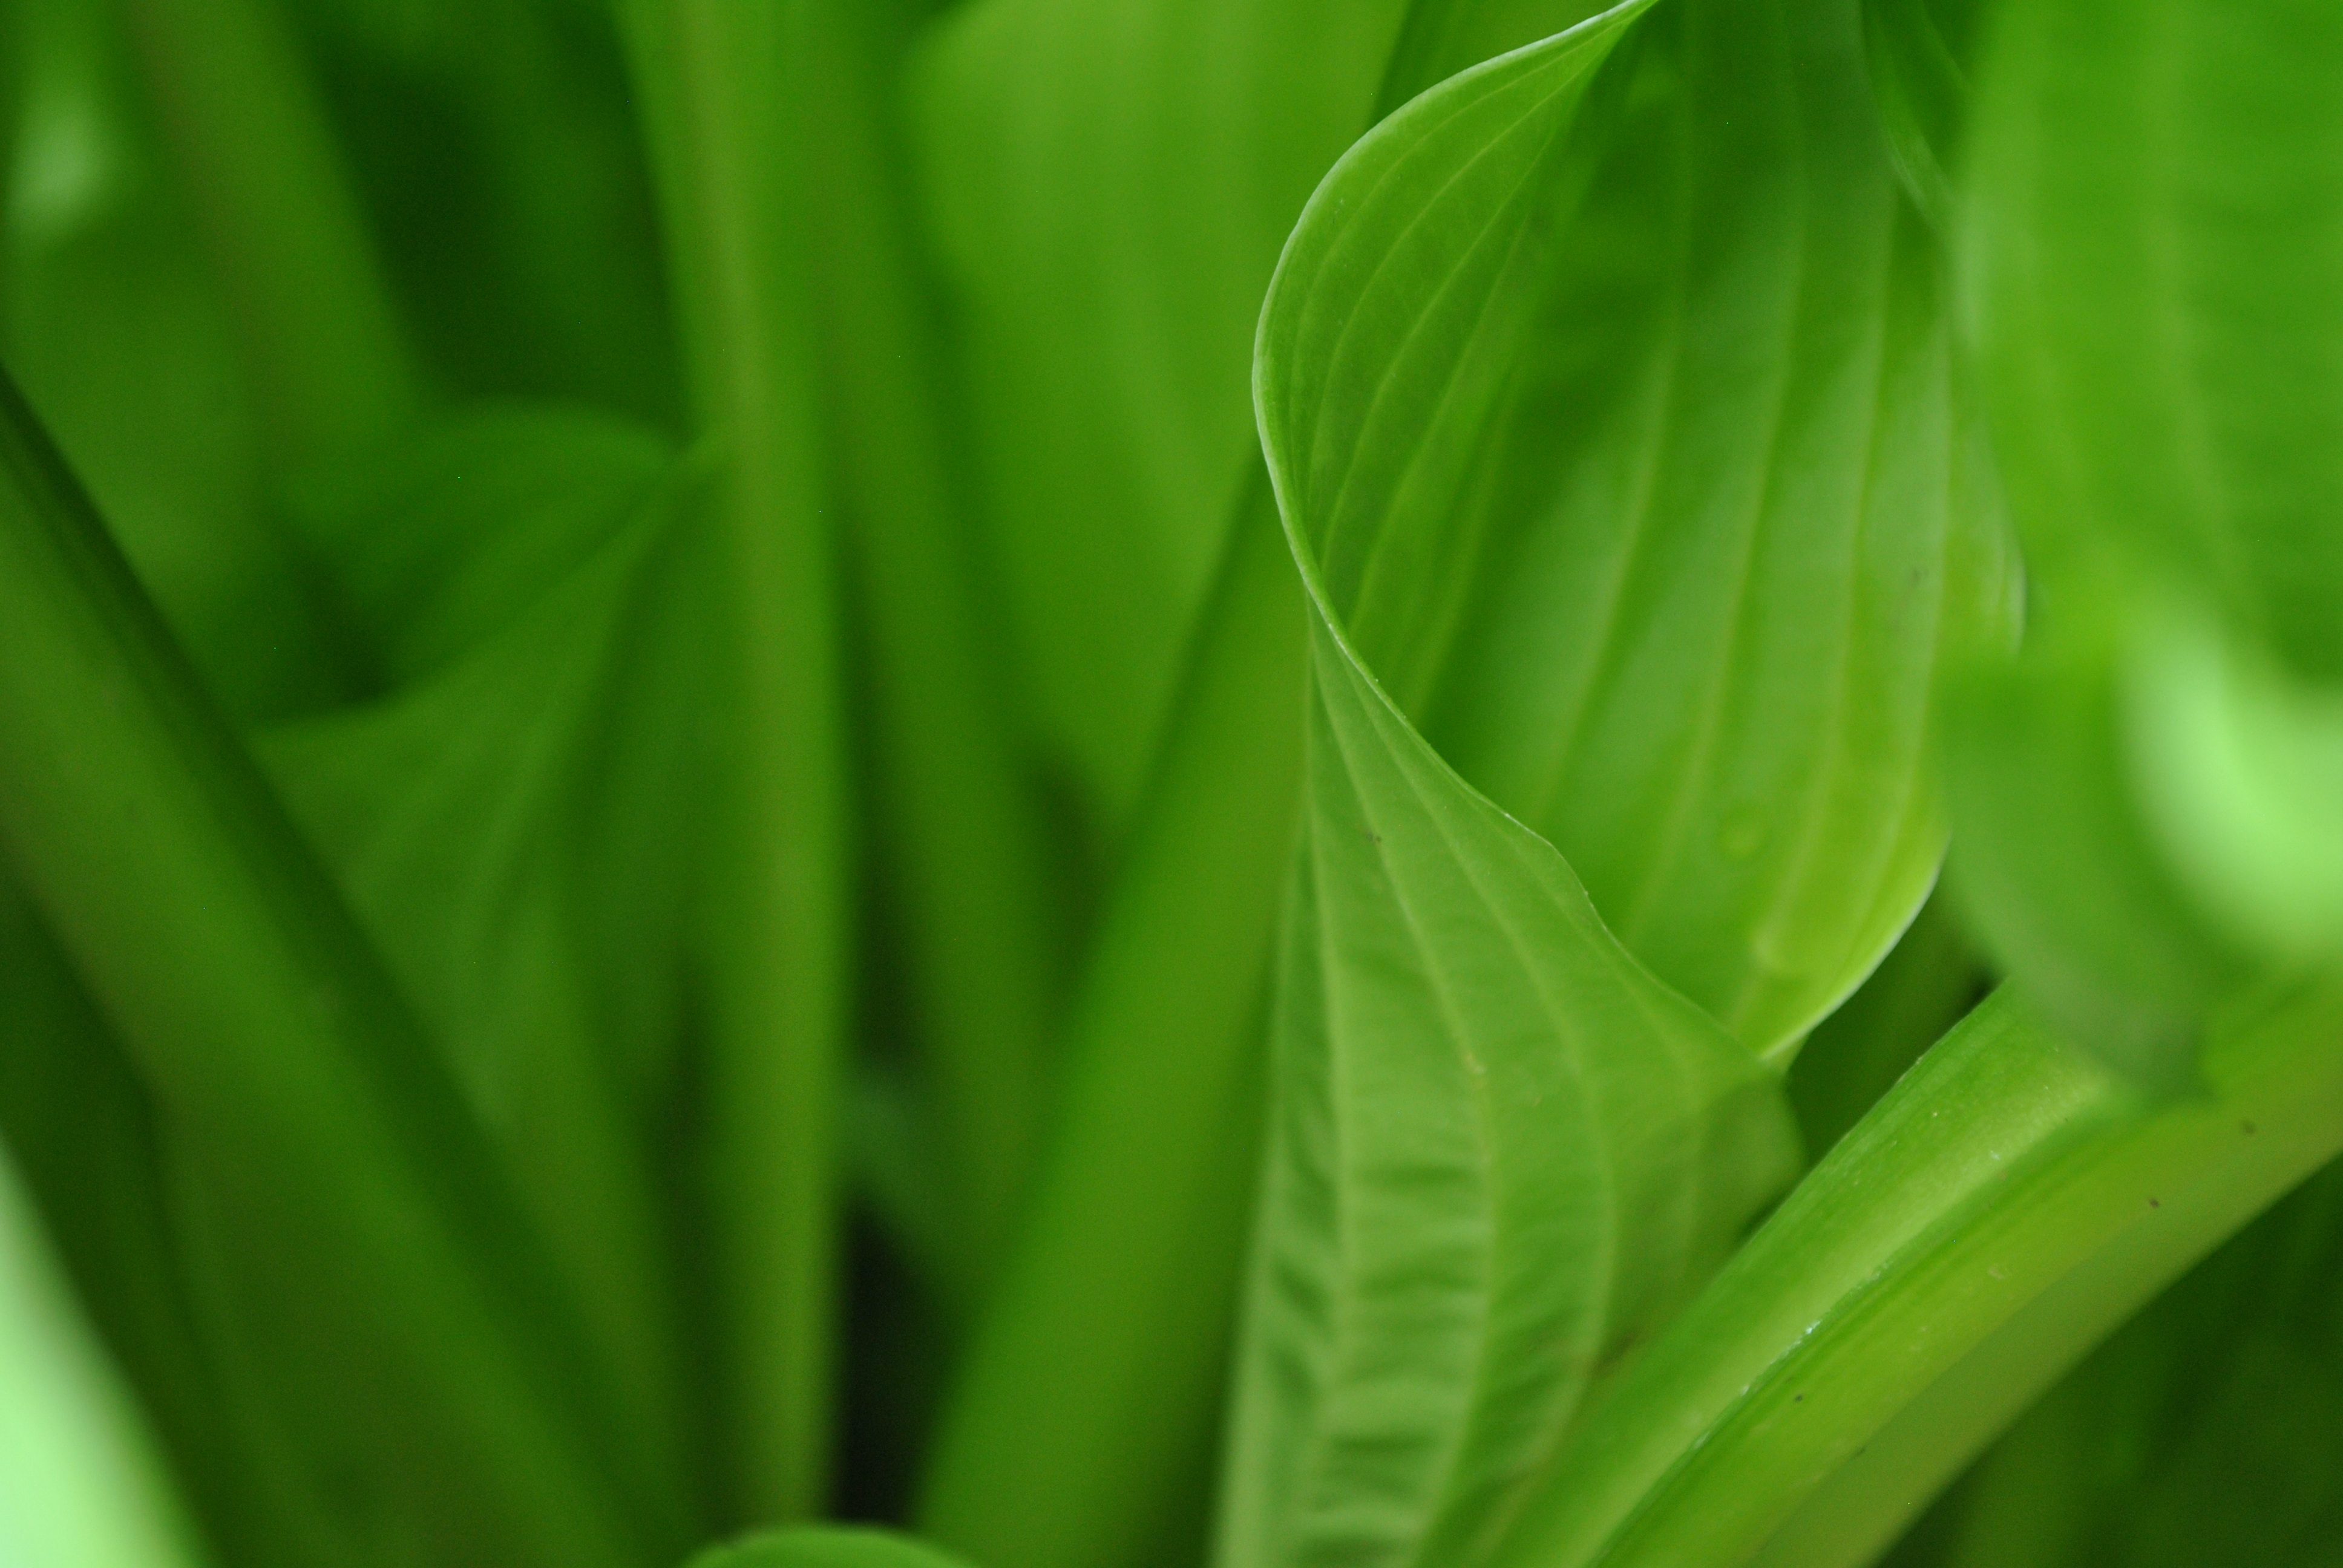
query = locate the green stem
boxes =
[1788,891,1987,1156]
[0,367,658,1566]
[918,471,1308,1568]
[1493,979,2343,1568]
[617,0,850,1524]
[116,0,419,466]
[800,0,1064,1298]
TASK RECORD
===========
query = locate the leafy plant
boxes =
[1,0,2340,1564]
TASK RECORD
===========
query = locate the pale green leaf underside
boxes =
[1216,11,1797,1567]
[0,1143,204,1568]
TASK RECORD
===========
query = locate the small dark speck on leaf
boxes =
[2243,1121,2258,1135]
[2148,1197,2161,1209]
[1793,1393,1803,1402]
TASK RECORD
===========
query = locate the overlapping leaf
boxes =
[1414,0,2017,1058]
[1218,1,2019,1563]
[0,883,307,1568]
[257,407,715,1511]
[1220,10,1772,1566]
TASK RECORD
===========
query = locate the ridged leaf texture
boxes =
[1217,0,2019,1563]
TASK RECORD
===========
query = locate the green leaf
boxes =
[117,0,422,467]
[1860,0,1982,233]
[280,0,684,425]
[620,0,855,1518]
[1948,0,2343,1076]
[2126,610,2343,964]
[914,471,1306,1568]
[1413,0,2018,1059]
[798,0,1067,1298]
[0,879,322,1568]
[2,0,337,722]
[0,1137,208,1568]
[906,0,1411,834]
[1214,8,1801,1565]
[1941,622,2256,1089]
[689,1527,979,1568]
[1222,0,2028,1555]
[1962,0,2343,681]
[257,406,716,1511]
[0,365,665,1568]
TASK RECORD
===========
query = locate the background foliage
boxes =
[2,0,2341,1566]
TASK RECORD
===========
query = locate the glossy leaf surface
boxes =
[1216,10,1797,1565]
[1415,0,2016,1058]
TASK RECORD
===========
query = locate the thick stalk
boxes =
[617,0,850,1524]
[1491,978,2343,1568]
[116,0,419,466]
[801,0,1064,1296]
[0,367,658,1567]
[919,472,1308,1568]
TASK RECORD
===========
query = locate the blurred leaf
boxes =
[1962,0,2343,679]
[258,405,718,1517]
[906,0,1409,836]
[1950,0,2343,1078]
[283,0,682,424]
[0,1137,208,1568]
[2126,608,2343,965]
[1942,626,2255,1089]
[1860,0,1982,232]
[799,0,1068,1296]
[689,1527,978,1568]
[275,403,672,693]
[1,0,335,722]
[1216,8,1801,1565]
[0,368,678,1568]
[0,878,332,1568]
